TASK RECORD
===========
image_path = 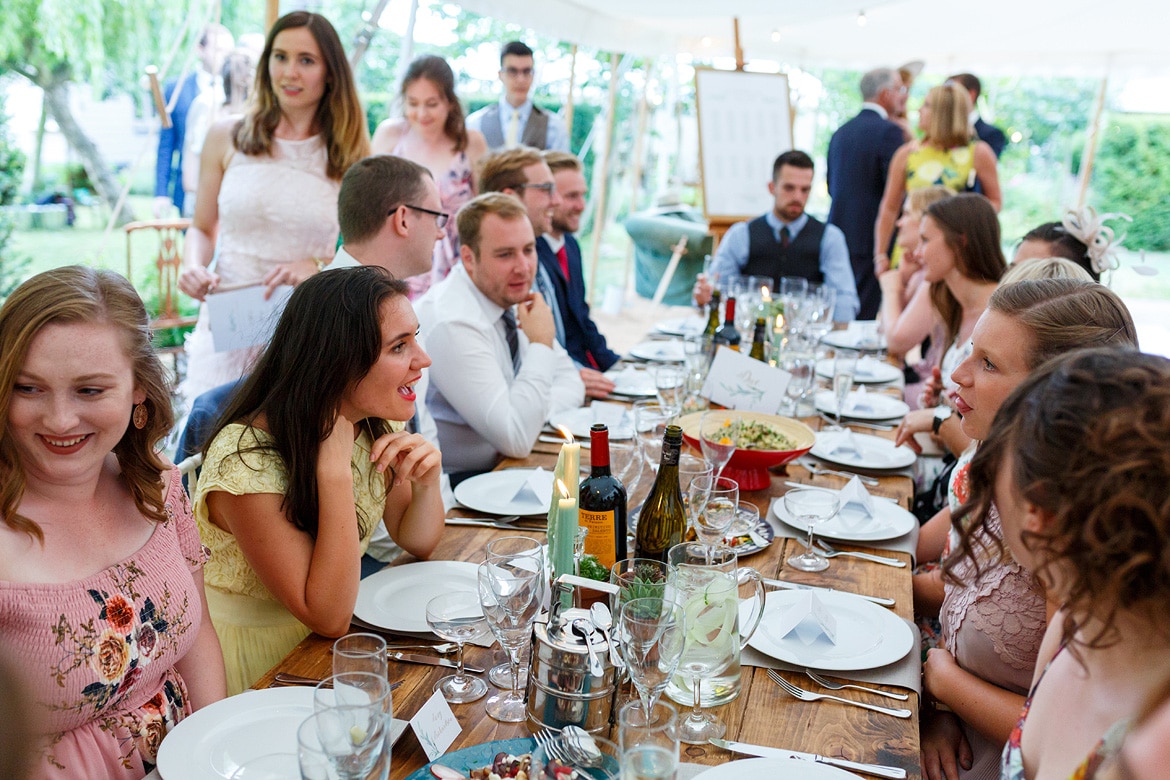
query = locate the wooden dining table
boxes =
[254,395,923,779]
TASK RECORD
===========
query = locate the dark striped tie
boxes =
[501,309,520,375]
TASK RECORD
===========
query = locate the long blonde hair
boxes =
[234,11,369,179]
[922,82,973,150]
[0,267,174,541]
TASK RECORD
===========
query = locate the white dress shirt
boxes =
[415,264,585,474]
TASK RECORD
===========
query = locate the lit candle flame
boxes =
[555,425,574,444]
[556,478,570,499]
[760,285,771,302]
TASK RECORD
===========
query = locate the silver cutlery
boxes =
[329,641,457,655]
[271,673,406,690]
[533,728,569,763]
[709,738,907,779]
[819,413,896,432]
[767,670,911,718]
[804,669,910,701]
[763,577,895,607]
[445,517,547,533]
[389,651,484,674]
[799,460,881,487]
[814,539,906,567]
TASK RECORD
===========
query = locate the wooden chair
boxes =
[124,219,198,376]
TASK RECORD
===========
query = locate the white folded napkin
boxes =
[828,429,862,457]
[764,591,839,646]
[846,385,876,414]
[609,366,654,395]
[590,400,627,429]
[514,468,555,506]
[839,475,877,523]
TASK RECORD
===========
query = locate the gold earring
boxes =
[132,403,148,430]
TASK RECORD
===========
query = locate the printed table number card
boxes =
[410,688,462,761]
[701,345,791,413]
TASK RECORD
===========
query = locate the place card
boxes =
[410,688,462,761]
[205,283,294,352]
[701,346,791,413]
[513,467,554,506]
[767,590,838,646]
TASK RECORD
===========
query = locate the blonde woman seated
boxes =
[193,266,444,694]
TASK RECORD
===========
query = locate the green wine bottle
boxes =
[633,425,686,563]
[703,289,722,338]
[749,316,768,361]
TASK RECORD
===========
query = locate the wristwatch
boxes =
[932,406,953,435]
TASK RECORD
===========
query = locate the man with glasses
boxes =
[826,67,908,319]
[466,41,570,152]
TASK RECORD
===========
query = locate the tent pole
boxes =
[266,0,279,32]
[351,0,397,74]
[564,44,578,147]
[734,17,744,71]
[587,51,623,307]
[393,0,421,85]
[1076,72,1109,208]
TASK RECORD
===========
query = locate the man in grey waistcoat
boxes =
[466,41,570,153]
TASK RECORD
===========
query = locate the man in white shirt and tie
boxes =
[466,41,571,153]
[415,193,585,482]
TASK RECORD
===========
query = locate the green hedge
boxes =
[1092,114,1170,252]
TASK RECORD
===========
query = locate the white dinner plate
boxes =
[814,390,909,421]
[810,432,917,470]
[549,407,633,441]
[772,487,916,542]
[747,590,914,671]
[607,366,657,397]
[454,468,551,516]
[815,357,902,385]
[628,340,686,362]
[820,331,888,352]
[654,315,706,337]
[696,756,862,779]
[355,560,481,632]
[156,687,408,780]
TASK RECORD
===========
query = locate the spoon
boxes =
[561,725,604,767]
[572,619,604,678]
[589,602,622,670]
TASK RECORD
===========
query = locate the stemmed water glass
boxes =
[477,559,544,722]
[783,488,842,572]
[827,349,859,430]
[484,536,544,690]
[689,475,739,560]
[634,400,674,472]
[425,592,490,703]
[654,365,687,416]
[780,345,816,417]
[617,597,686,721]
[698,410,738,481]
[804,284,837,343]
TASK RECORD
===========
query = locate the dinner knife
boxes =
[445,517,547,533]
[709,739,907,779]
[389,651,484,674]
[764,577,895,607]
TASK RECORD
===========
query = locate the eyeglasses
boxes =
[401,204,449,228]
[516,182,555,195]
[502,67,534,78]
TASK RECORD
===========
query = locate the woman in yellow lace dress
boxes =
[875,82,1002,275]
[192,267,445,693]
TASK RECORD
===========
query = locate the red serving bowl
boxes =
[677,410,816,491]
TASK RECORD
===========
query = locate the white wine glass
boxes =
[425,592,490,703]
[477,561,543,722]
[690,476,739,562]
[634,400,674,473]
[698,410,738,481]
[783,488,842,572]
[618,597,686,721]
[829,349,859,430]
[483,537,544,690]
[654,365,687,416]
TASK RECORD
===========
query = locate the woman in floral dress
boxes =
[0,267,225,779]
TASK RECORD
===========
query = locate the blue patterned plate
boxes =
[404,737,537,780]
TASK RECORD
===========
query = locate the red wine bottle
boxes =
[578,424,628,570]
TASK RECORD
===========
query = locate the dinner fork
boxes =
[804,669,910,701]
[533,728,569,763]
[819,413,896,432]
[799,461,880,487]
[814,539,906,567]
[767,670,912,718]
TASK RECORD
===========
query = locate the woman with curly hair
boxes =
[371,54,487,297]
[0,267,225,778]
[178,11,370,404]
[956,349,1170,779]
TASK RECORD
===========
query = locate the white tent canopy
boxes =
[454,0,1167,76]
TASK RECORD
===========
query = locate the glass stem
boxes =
[691,673,704,721]
[806,521,818,556]
[508,648,521,699]
[455,641,466,682]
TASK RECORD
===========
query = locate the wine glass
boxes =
[690,476,739,561]
[780,348,816,417]
[610,558,670,614]
[332,633,387,678]
[654,365,687,416]
[783,488,842,572]
[828,348,859,430]
[484,537,544,689]
[477,561,543,722]
[633,400,674,472]
[803,284,837,343]
[617,597,686,721]
[425,592,490,703]
[698,410,738,481]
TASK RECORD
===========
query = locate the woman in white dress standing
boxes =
[178,11,369,404]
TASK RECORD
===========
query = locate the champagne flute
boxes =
[425,592,490,703]
[783,488,842,572]
[618,597,686,721]
[698,410,738,481]
[829,348,859,430]
[477,561,543,722]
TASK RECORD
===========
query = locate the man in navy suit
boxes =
[153,24,233,218]
[948,72,1008,158]
[826,68,907,320]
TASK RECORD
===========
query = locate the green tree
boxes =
[1092,114,1170,252]
[0,95,30,301]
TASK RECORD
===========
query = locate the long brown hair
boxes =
[0,267,173,541]
[401,55,468,153]
[925,193,1006,348]
[234,11,369,179]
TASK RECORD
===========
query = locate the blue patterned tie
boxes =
[501,309,520,375]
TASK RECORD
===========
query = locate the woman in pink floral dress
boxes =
[0,267,225,779]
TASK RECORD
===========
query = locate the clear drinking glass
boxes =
[689,476,738,559]
[305,672,393,780]
[804,284,837,343]
[228,753,300,780]
[617,598,686,721]
[654,365,687,416]
[633,401,674,472]
[483,537,544,689]
[610,558,671,614]
[780,347,816,418]
[698,410,738,481]
[783,488,842,572]
[332,633,387,679]
[618,700,680,780]
[477,561,543,722]
[829,349,859,429]
[425,592,490,703]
